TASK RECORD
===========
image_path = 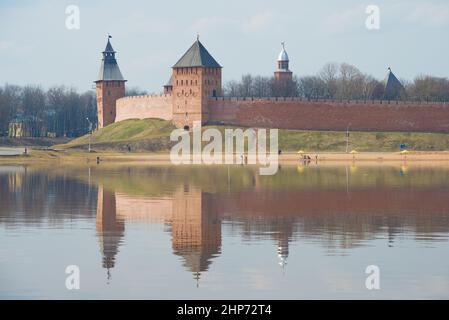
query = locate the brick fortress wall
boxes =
[209,98,449,133]
[114,95,449,133]
[115,94,173,122]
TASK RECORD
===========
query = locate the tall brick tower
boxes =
[95,36,126,128]
[274,42,292,82]
[171,37,222,130]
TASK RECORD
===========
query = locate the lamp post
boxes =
[86,117,92,153]
[346,123,351,153]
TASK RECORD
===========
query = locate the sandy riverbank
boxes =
[2,149,449,167]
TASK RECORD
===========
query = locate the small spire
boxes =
[196,32,200,41]
[388,66,391,71]
[195,272,200,288]
[281,41,285,50]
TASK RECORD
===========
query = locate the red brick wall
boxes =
[113,95,449,133]
[96,81,126,128]
[209,98,449,132]
[172,67,222,129]
[115,94,173,122]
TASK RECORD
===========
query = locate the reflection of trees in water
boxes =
[65,165,449,196]
[0,167,97,225]
[223,211,449,254]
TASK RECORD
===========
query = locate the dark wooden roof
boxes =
[173,40,221,68]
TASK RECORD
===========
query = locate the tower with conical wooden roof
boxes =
[95,36,126,128]
[171,37,222,129]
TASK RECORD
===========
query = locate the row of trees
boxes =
[223,62,449,102]
[0,84,150,138]
[0,84,97,138]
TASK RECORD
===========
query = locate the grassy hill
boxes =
[58,118,176,152]
[56,118,449,152]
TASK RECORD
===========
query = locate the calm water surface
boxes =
[1,164,449,299]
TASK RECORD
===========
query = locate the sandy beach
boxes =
[2,148,449,167]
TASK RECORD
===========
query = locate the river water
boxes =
[1,164,449,299]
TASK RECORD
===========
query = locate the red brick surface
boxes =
[172,67,222,129]
[113,95,449,133]
[96,81,126,128]
[209,98,449,132]
[116,94,173,122]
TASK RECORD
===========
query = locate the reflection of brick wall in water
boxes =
[209,98,449,132]
[208,188,449,218]
[207,188,449,249]
[115,193,173,223]
[111,186,222,274]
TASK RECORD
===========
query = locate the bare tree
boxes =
[407,75,449,102]
[0,84,21,136]
[298,76,326,99]
[319,62,339,98]
[126,87,148,96]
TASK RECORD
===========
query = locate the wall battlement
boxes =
[212,96,449,107]
[119,93,172,100]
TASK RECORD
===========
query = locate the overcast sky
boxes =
[1,0,449,92]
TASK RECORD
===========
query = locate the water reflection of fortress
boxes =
[2,166,449,285]
[96,185,224,284]
[95,179,449,284]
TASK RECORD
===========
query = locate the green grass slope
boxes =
[56,118,449,152]
[58,118,176,152]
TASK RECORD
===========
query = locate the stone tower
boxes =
[171,38,222,130]
[95,36,126,128]
[274,42,292,82]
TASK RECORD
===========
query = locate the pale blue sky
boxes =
[1,0,448,92]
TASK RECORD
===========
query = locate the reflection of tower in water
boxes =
[94,183,222,286]
[169,185,221,287]
[277,235,289,271]
[96,186,124,281]
[273,219,293,273]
